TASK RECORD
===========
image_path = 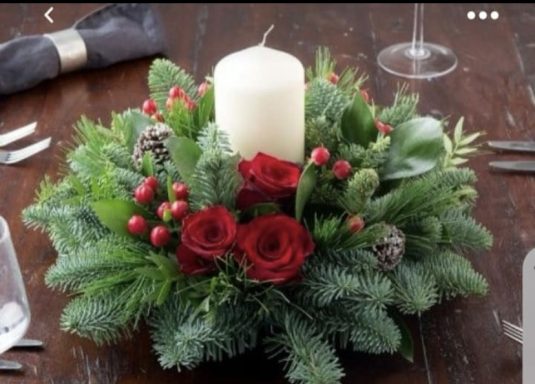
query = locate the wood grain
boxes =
[0,3,531,383]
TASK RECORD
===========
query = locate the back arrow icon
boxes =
[45,6,54,23]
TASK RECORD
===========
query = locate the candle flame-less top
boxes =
[214,46,305,162]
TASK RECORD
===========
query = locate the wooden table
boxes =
[0,3,532,383]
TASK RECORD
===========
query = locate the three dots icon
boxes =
[467,10,499,20]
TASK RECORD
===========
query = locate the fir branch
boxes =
[439,209,493,251]
[266,311,344,384]
[378,84,419,127]
[305,79,350,124]
[389,262,439,315]
[337,168,379,214]
[423,251,488,298]
[148,59,197,110]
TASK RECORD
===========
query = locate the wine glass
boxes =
[377,3,457,79]
[0,216,30,355]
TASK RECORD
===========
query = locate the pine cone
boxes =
[132,123,173,168]
[372,225,405,271]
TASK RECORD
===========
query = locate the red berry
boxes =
[127,215,148,235]
[151,112,164,122]
[172,182,189,200]
[157,202,172,219]
[166,97,176,110]
[347,216,365,233]
[144,176,158,191]
[150,225,171,247]
[169,86,184,99]
[360,89,370,103]
[170,200,189,220]
[332,160,352,180]
[198,82,210,97]
[142,99,157,115]
[311,147,330,166]
[328,72,339,84]
[375,119,393,135]
[134,184,154,204]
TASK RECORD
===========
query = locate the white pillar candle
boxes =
[214,45,305,163]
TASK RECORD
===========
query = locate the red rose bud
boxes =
[185,99,197,111]
[198,82,210,97]
[332,160,352,180]
[166,97,176,110]
[172,182,189,200]
[171,200,189,221]
[151,112,164,122]
[375,119,393,135]
[235,214,315,284]
[360,88,370,103]
[127,215,148,235]
[239,153,301,198]
[157,202,172,220]
[144,176,158,192]
[168,86,184,99]
[347,215,365,233]
[311,146,330,166]
[328,72,339,84]
[150,225,171,247]
[142,99,157,115]
[134,184,154,204]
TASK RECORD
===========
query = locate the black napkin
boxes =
[0,3,166,95]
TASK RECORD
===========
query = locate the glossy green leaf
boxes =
[393,313,414,363]
[382,117,444,180]
[166,136,202,183]
[117,110,154,151]
[91,200,149,237]
[341,91,377,146]
[295,162,317,222]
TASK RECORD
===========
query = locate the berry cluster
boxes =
[128,176,190,248]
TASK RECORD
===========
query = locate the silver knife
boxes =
[0,359,22,371]
[13,338,44,348]
[489,161,535,172]
[488,141,535,153]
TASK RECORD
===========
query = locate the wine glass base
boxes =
[377,42,458,79]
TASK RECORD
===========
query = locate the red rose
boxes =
[235,214,315,284]
[177,206,237,275]
[176,244,216,275]
[239,153,301,199]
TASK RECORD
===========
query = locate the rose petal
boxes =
[176,244,216,275]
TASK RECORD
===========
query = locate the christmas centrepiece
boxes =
[24,47,491,383]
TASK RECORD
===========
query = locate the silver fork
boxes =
[0,137,52,165]
[0,122,37,147]
[502,320,523,344]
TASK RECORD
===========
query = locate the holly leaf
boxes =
[341,91,377,146]
[295,162,317,222]
[166,136,202,183]
[91,200,150,237]
[382,117,444,180]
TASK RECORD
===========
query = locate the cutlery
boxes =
[489,160,535,173]
[0,359,22,371]
[12,338,44,349]
[488,140,535,153]
[0,122,37,147]
[0,137,52,165]
[502,319,523,344]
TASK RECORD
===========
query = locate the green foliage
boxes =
[442,117,483,169]
[378,84,419,127]
[341,91,377,147]
[305,79,350,124]
[439,209,493,251]
[266,312,345,384]
[189,124,241,210]
[338,168,379,214]
[148,59,197,109]
[390,262,439,314]
[295,163,317,221]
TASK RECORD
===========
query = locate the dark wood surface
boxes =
[0,3,532,383]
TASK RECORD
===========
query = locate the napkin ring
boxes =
[44,29,87,74]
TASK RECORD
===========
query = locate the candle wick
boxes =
[260,25,275,47]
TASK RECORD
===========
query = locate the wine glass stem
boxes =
[409,3,427,58]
